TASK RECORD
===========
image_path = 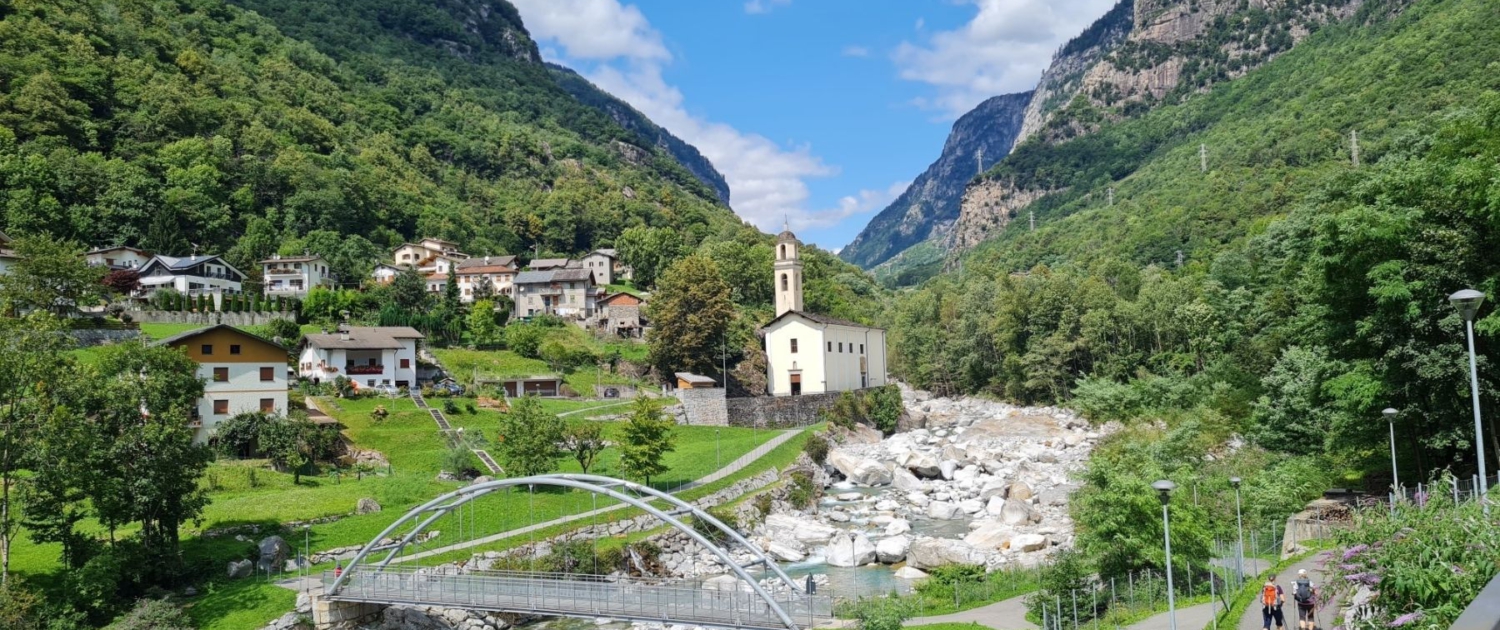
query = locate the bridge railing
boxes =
[322,567,834,630]
[1453,571,1500,630]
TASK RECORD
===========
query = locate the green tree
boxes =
[0,235,105,316]
[442,270,462,314]
[506,322,545,358]
[104,598,193,630]
[562,422,606,474]
[618,397,675,485]
[494,396,564,477]
[468,299,503,345]
[616,226,685,289]
[0,315,72,583]
[646,254,735,379]
[391,267,429,312]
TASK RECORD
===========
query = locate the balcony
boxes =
[345,364,386,375]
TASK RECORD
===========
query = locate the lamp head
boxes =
[1449,289,1485,322]
[1382,407,1398,420]
[1230,477,1241,487]
[1152,479,1177,504]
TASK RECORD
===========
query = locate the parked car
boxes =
[603,387,620,398]
[372,384,400,397]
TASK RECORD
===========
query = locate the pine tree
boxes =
[618,397,675,485]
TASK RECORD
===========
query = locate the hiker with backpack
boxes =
[1261,574,1286,630]
[1294,569,1319,630]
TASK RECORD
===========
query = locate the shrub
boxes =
[752,493,774,517]
[370,405,389,423]
[803,434,830,464]
[104,599,193,630]
[443,399,460,415]
[465,401,476,414]
[785,470,819,509]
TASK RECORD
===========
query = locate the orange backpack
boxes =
[1261,584,1279,607]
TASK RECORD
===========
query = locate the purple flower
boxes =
[1389,611,1424,627]
[1340,563,1362,571]
[1342,545,1368,561]
[1451,565,1466,575]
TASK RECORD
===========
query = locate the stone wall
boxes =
[68,328,143,347]
[725,391,847,428]
[679,387,728,426]
[129,310,295,326]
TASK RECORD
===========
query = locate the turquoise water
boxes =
[774,559,916,598]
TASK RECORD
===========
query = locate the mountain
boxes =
[839,91,1032,270]
[1015,0,1136,144]
[0,0,735,277]
[546,63,731,205]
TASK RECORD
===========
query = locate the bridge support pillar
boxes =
[310,594,383,629]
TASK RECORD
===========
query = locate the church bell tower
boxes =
[774,223,804,317]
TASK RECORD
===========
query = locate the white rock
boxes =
[933,491,952,502]
[827,533,877,567]
[907,492,930,507]
[963,522,1012,550]
[893,467,927,492]
[827,511,851,523]
[894,566,929,579]
[764,513,839,547]
[998,498,1034,526]
[958,499,984,514]
[1007,481,1034,501]
[767,541,806,563]
[927,501,959,520]
[875,536,910,564]
[836,492,864,502]
[703,575,754,593]
[828,450,893,486]
[954,465,980,482]
[979,478,1010,500]
[884,519,912,536]
[907,538,988,570]
[1012,533,1049,552]
[985,495,1007,515]
[875,500,901,512]
[939,460,959,480]
[904,452,943,479]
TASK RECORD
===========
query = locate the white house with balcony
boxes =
[134,254,246,298]
[298,326,425,389]
[155,325,288,443]
[259,254,334,298]
[455,255,518,301]
[85,245,152,270]
[761,227,887,396]
[393,238,468,273]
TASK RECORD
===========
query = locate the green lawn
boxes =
[433,324,650,395]
[604,283,647,298]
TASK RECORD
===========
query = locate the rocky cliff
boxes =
[1015,0,1136,144]
[841,92,1033,269]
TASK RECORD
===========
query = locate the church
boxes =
[761,227,888,396]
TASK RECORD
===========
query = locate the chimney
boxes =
[485,256,491,264]
[339,329,350,342]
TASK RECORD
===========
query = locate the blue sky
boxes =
[510,0,1116,251]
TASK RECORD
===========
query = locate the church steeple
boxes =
[774,226,803,316]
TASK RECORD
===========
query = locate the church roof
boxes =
[760,310,884,332]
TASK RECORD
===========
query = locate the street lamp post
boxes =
[1450,289,1490,515]
[1230,477,1244,585]
[1383,408,1400,499]
[1154,480,1179,630]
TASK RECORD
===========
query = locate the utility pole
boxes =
[1199,144,1207,173]
[1176,250,1185,267]
[1351,129,1360,167]
[1029,210,1036,232]
[976,147,985,175]
[1107,187,1114,207]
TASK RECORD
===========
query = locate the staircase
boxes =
[411,388,499,475]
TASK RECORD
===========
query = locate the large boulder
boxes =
[998,498,1034,526]
[885,519,912,536]
[907,538,988,570]
[904,452,943,479]
[355,498,381,514]
[227,559,253,579]
[953,465,981,483]
[939,460,959,480]
[963,522,1012,550]
[907,491,931,507]
[875,536,911,564]
[894,566,929,580]
[828,450,893,486]
[827,533,877,567]
[767,541,806,563]
[927,501,959,520]
[958,499,984,514]
[257,536,291,574]
[893,467,926,492]
[703,574,755,593]
[763,514,839,547]
[979,478,1010,500]
[1039,487,1069,507]
[940,444,968,463]
[985,495,1007,516]
[1012,533,1049,552]
[1007,481,1034,501]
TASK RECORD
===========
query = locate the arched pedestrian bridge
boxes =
[316,474,835,630]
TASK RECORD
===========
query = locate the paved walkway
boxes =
[1237,555,1333,630]
[904,593,1036,629]
[390,428,802,563]
[1127,602,1217,630]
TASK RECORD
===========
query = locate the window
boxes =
[230,344,241,355]
[779,245,785,260]
[781,274,788,290]
[201,344,213,355]
[367,380,375,387]
[838,342,844,353]
[260,398,275,413]
[827,342,832,352]
[213,400,228,415]
[790,338,798,353]
[260,367,274,381]
[860,344,865,354]
[400,358,411,369]
[213,367,228,382]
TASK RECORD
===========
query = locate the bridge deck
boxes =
[322,568,835,630]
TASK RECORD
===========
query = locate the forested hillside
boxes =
[0,0,735,279]
[890,0,1500,483]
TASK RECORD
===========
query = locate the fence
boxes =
[1366,473,1499,510]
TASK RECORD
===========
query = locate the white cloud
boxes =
[744,0,791,15]
[512,0,858,235]
[894,0,1117,118]
[841,45,870,58]
[796,180,912,231]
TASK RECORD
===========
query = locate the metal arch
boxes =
[329,475,804,630]
[554,473,802,595]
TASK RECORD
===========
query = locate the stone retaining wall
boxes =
[725,391,846,428]
[129,310,295,326]
[679,387,728,425]
[68,328,143,347]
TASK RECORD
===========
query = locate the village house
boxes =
[761,227,888,396]
[580,249,626,286]
[298,326,425,389]
[85,245,152,270]
[455,255,519,301]
[512,268,600,319]
[527,257,573,271]
[134,254,246,298]
[259,253,334,298]
[392,237,468,274]
[0,231,17,275]
[369,263,402,285]
[155,325,288,443]
[596,291,647,337]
